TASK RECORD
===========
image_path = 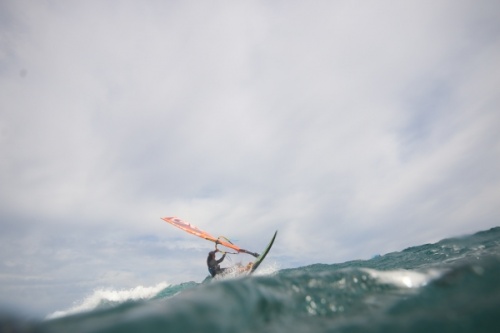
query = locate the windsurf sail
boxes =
[161,217,259,257]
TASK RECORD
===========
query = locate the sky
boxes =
[1,0,500,318]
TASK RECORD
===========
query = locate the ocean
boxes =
[2,227,500,333]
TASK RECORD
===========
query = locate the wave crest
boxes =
[46,282,169,320]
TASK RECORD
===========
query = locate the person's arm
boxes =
[216,253,226,264]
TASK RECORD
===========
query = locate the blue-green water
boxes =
[3,227,500,332]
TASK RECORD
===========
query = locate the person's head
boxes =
[208,250,216,259]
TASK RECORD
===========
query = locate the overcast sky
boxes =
[1,0,499,317]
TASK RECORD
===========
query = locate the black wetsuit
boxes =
[207,251,227,277]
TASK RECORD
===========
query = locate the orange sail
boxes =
[161,217,258,257]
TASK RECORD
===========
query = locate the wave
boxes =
[4,226,499,333]
[46,282,169,319]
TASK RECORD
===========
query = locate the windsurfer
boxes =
[207,249,227,277]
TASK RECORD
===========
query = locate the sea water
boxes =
[2,227,500,332]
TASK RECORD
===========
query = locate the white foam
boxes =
[252,261,280,276]
[361,268,442,288]
[46,282,169,320]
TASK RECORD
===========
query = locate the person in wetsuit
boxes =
[207,249,227,277]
